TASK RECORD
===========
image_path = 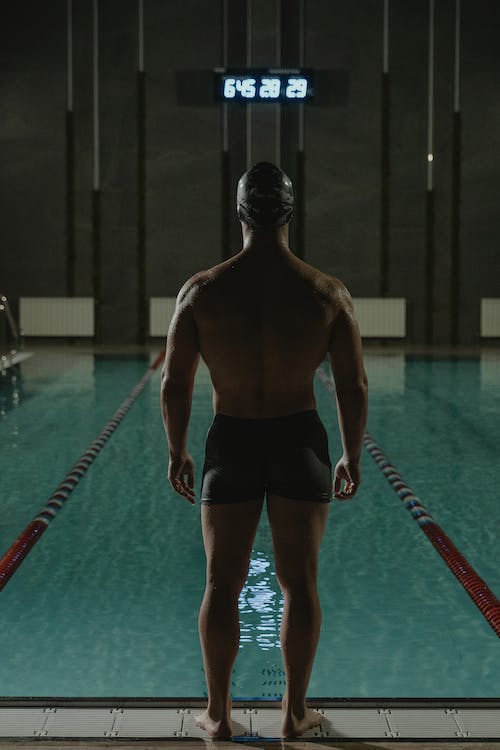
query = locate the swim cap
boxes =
[237,162,294,228]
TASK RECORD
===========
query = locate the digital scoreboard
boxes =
[214,69,314,102]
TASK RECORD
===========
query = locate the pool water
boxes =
[0,349,499,698]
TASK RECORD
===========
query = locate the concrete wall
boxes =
[1,0,499,345]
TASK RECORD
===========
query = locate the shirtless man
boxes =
[160,162,368,740]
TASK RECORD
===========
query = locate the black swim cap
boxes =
[237,162,294,229]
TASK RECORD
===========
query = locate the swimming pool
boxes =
[0,348,499,698]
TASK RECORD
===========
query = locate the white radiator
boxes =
[19,297,94,336]
[352,298,406,337]
[481,298,500,337]
[149,297,177,337]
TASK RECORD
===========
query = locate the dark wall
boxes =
[1,0,499,344]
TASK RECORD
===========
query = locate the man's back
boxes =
[192,247,341,418]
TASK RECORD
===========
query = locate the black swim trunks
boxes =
[200,409,333,504]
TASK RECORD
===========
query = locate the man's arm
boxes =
[160,279,201,502]
[328,284,368,499]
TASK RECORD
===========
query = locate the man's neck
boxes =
[241,224,291,255]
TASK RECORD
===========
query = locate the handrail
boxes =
[0,295,23,351]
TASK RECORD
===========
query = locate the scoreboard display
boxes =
[214,69,314,102]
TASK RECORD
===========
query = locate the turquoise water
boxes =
[0,349,499,698]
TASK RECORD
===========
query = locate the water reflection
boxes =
[480,351,500,393]
[0,366,24,418]
[363,352,405,395]
[239,551,282,650]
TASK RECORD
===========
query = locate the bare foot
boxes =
[281,696,323,738]
[194,709,232,739]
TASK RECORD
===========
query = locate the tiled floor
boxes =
[5,742,500,749]
[1,702,499,744]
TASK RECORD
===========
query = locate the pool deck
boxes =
[5,742,500,750]
[5,341,500,355]
[0,699,499,744]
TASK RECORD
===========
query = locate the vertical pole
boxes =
[66,0,75,297]
[380,0,390,297]
[295,0,305,259]
[427,0,434,194]
[92,0,101,342]
[453,0,461,116]
[246,0,252,169]
[424,0,435,345]
[93,0,100,192]
[275,0,281,168]
[221,0,230,260]
[137,0,147,343]
[67,0,73,115]
[450,0,461,345]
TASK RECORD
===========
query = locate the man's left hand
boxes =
[168,451,196,504]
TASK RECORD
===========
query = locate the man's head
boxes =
[237,162,294,230]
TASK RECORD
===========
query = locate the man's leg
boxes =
[196,496,264,738]
[266,493,330,738]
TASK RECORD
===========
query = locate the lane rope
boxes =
[0,351,164,592]
[316,365,500,638]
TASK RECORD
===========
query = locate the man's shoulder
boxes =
[327,275,352,302]
[178,255,238,297]
[307,266,351,308]
[175,270,207,307]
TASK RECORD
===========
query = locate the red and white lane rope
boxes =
[316,366,500,638]
[0,351,164,592]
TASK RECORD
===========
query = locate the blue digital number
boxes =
[259,78,281,99]
[223,78,237,98]
[236,78,256,98]
[222,73,310,102]
[285,77,308,99]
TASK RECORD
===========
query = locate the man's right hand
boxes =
[333,456,360,500]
